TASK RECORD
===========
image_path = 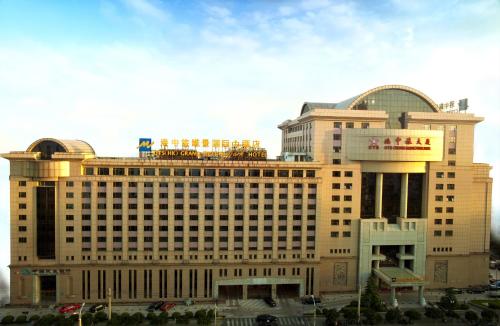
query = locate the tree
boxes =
[324,308,340,326]
[363,308,383,325]
[361,275,385,312]
[1,315,14,324]
[342,307,359,324]
[132,312,145,324]
[464,310,478,324]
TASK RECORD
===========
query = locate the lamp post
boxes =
[108,287,112,321]
[78,302,85,326]
[312,295,316,326]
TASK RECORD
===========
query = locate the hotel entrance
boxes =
[40,275,56,304]
[247,285,271,299]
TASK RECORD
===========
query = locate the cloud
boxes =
[121,0,168,21]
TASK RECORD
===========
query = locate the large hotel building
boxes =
[3,85,492,306]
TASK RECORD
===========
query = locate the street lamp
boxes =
[312,295,316,326]
[78,302,85,326]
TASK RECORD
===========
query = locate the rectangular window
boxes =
[447,184,455,190]
[436,172,444,178]
[159,168,170,176]
[342,231,351,237]
[113,168,125,176]
[434,219,442,225]
[331,219,339,225]
[445,230,453,237]
[174,168,185,176]
[84,168,94,176]
[144,168,156,176]
[128,168,140,176]
[446,207,454,213]
[330,232,339,238]
[435,195,443,201]
[435,207,442,213]
[434,230,441,236]
[361,122,369,129]
[98,168,109,175]
[204,169,216,176]
[446,219,453,225]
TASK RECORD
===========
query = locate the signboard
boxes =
[439,98,468,113]
[138,138,153,158]
[345,129,444,162]
[138,138,266,161]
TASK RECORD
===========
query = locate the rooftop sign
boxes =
[345,129,444,162]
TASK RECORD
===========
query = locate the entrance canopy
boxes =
[373,267,425,287]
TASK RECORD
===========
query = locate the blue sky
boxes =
[0,0,499,299]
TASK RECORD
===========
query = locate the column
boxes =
[153,181,159,260]
[400,173,408,218]
[228,183,235,253]
[122,182,129,261]
[399,246,405,268]
[272,183,279,260]
[374,246,380,269]
[183,182,190,259]
[257,183,264,253]
[137,182,144,254]
[213,183,220,260]
[418,286,426,306]
[375,173,383,218]
[242,285,248,299]
[271,284,277,299]
[390,287,398,307]
[91,181,98,261]
[32,275,40,305]
[243,183,250,260]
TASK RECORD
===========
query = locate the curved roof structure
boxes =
[27,138,95,154]
[335,85,440,112]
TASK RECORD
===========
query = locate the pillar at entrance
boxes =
[390,287,398,307]
[400,173,409,218]
[271,284,277,299]
[375,173,383,218]
[398,246,405,268]
[32,275,40,305]
[418,286,426,306]
[242,285,248,300]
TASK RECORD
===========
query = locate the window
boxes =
[436,184,444,190]
[445,230,453,237]
[447,172,455,178]
[19,192,26,198]
[333,134,341,141]
[330,232,339,238]
[334,122,342,128]
[434,230,441,236]
[447,195,455,202]
[144,168,155,176]
[344,195,352,201]
[128,168,140,176]
[332,171,341,177]
[343,207,351,213]
[234,169,245,177]
[174,169,185,176]
[331,207,340,213]
[18,181,27,186]
[19,226,27,232]
[446,207,454,213]
[98,168,109,175]
[19,237,27,243]
[189,169,201,176]
[263,170,274,177]
[306,170,315,177]
[434,219,442,225]
[448,160,456,166]
[331,219,339,226]
[346,122,354,128]
[19,215,26,220]
[65,181,73,187]
[448,148,456,155]
[446,219,453,225]
[219,169,231,176]
[344,171,353,177]
[333,159,341,165]
[278,170,289,177]
[343,219,351,226]
[436,172,444,178]
[84,168,94,176]
[447,184,455,190]
[332,183,340,189]
[343,231,351,237]
[292,170,303,178]
[248,169,260,177]
[435,207,442,213]
[435,195,443,201]
[204,169,216,176]
[66,215,74,221]
[113,168,125,176]
[361,122,369,129]
[159,168,170,176]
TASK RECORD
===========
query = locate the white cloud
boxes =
[121,0,168,21]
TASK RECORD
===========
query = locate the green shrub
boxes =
[206,309,214,320]
[481,309,498,323]
[184,311,194,319]
[445,309,460,319]
[132,312,144,324]
[458,303,469,310]
[28,315,40,322]
[324,308,340,326]
[342,307,359,323]
[385,308,401,323]
[158,311,169,322]
[15,315,27,324]
[464,310,478,324]
[489,301,500,309]
[119,313,131,325]
[363,309,383,325]
[403,309,421,321]
[424,307,444,319]
[147,312,157,321]
[94,311,107,323]
[1,315,14,324]
[81,312,93,326]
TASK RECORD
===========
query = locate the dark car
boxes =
[256,314,277,325]
[147,301,164,312]
[446,288,463,295]
[89,304,105,313]
[301,296,321,304]
[263,297,277,307]
[466,287,485,294]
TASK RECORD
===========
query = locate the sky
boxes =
[0,0,499,299]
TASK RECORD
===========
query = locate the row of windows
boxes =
[434,207,454,213]
[433,230,453,237]
[330,231,351,238]
[332,171,353,177]
[330,248,351,254]
[436,172,456,178]
[432,247,453,252]
[77,225,314,232]
[77,191,316,200]
[333,121,370,129]
[79,235,316,243]
[75,214,316,221]
[85,167,317,178]
[435,184,455,190]
[80,181,316,190]
[434,219,453,225]
[331,207,352,214]
[435,195,455,202]
[331,219,352,226]
[332,195,352,201]
[332,183,353,190]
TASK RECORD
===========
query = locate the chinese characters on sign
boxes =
[158,138,261,149]
[368,137,431,151]
[138,138,266,161]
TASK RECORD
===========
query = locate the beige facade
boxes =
[2,85,492,305]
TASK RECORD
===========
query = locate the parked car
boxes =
[89,304,105,313]
[160,302,176,312]
[446,287,463,295]
[147,301,164,312]
[58,304,82,314]
[263,297,277,307]
[301,295,321,304]
[256,314,277,325]
[489,281,500,290]
[466,287,486,294]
